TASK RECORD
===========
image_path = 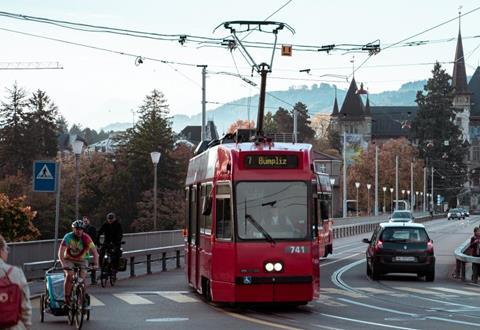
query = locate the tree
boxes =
[0,82,29,175]
[292,102,315,142]
[0,193,40,242]
[263,111,277,134]
[411,62,468,204]
[311,113,331,139]
[25,89,59,161]
[227,119,255,134]
[348,139,425,213]
[273,107,293,133]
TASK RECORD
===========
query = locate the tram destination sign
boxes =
[244,155,298,169]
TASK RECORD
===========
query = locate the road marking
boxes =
[316,295,348,307]
[426,316,480,327]
[392,287,456,297]
[337,298,418,317]
[321,253,362,267]
[113,293,154,305]
[321,288,366,298]
[356,287,393,294]
[223,311,301,330]
[145,317,189,322]
[320,313,419,330]
[89,295,105,306]
[311,322,345,330]
[157,292,198,303]
[429,287,479,296]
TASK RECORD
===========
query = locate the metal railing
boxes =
[23,244,184,281]
[454,239,479,283]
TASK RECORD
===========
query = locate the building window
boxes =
[315,162,327,173]
[473,146,480,161]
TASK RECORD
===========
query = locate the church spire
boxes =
[331,86,339,116]
[339,77,365,117]
[452,8,469,94]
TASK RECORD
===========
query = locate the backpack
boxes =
[0,267,22,328]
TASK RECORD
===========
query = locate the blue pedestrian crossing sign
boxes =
[33,161,57,192]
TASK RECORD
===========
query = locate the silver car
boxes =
[389,210,414,223]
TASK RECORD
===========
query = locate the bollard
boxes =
[162,252,167,271]
[146,254,152,274]
[176,250,181,268]
[473,263,479,284]
[455,259,461,278]
[460,261,466,281]
[130,257,135,277]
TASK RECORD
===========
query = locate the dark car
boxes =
[362,222,435,281]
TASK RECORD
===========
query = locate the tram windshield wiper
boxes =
[245,214,276,245]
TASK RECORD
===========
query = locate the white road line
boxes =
[392,287,456,297]
[145,318,189,322]
[89,294,105,306]
[321,252,362,267]
[157,292,198,303]
[321,288,366,298]
[428,287,479,296]
[113,293,154,305]
[320,313,419,330]
[356,287,393,294]
[426,316,480,327]
[337,298,418,317]
[311,322,345,330]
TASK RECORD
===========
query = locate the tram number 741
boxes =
[285,246,309,254]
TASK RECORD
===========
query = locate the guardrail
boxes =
[454,239,479,283]
[24,244,184,281]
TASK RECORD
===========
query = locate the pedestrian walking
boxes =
[0,234,32,329]
[469,227,480,283]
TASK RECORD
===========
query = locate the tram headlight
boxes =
[274,262,283,272]
[265,262,274,272]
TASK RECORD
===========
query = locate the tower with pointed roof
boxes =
[452,17,471,142]
[329,78,371,146]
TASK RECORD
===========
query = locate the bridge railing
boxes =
[23,244,185,281]
[454,239,479,283]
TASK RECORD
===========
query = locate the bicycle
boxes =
[99,242,124,287]
[63,265,92,330]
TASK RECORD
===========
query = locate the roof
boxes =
[452,30,469,94]
[469,66,480,116]
[371,106,418,138]
[339,78,365,117]
[331,94,339,117]
[312,150,341,161]
[364,96,371,116]
[179,120,219,145]
[379,222,426,229]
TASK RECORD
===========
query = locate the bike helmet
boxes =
[106,212,116,221]
[72,220,84,229]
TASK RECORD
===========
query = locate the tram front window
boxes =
[236,181,308,240]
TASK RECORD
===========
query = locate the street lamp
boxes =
[330,177,335,219]
[366,183,371,216]
[407,190,411,208]
[355,182,360,216]
[420,192,424,211]
[390,187,394,212]
[150,151,161,231]
[382,186,387,214]
[402,189,405,199]
[72,140,84,220]
[415,191,419,211]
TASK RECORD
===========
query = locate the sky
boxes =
[1,0,480,131]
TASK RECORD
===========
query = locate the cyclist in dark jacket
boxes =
[97,212,123,270]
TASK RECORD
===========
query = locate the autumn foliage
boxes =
[0,193,40,242]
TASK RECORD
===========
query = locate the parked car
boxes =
[458,207,469,217]
[447,208,464,220]
[389,210,414,223]
[362,222,435,281]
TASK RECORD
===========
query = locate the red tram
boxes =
[184,140,332,303]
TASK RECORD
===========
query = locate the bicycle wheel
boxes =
[100,267,108,288]
[109,270,117,286]
[67,301,74,325]
[74,285,85,330]
[40,294,45,322]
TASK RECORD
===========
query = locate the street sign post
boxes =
[33,161,57,192]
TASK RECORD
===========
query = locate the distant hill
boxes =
[103,79,428,134]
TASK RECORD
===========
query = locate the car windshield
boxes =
[236,181,308,240]
[380,227,428,243]
[391,212,411,219]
